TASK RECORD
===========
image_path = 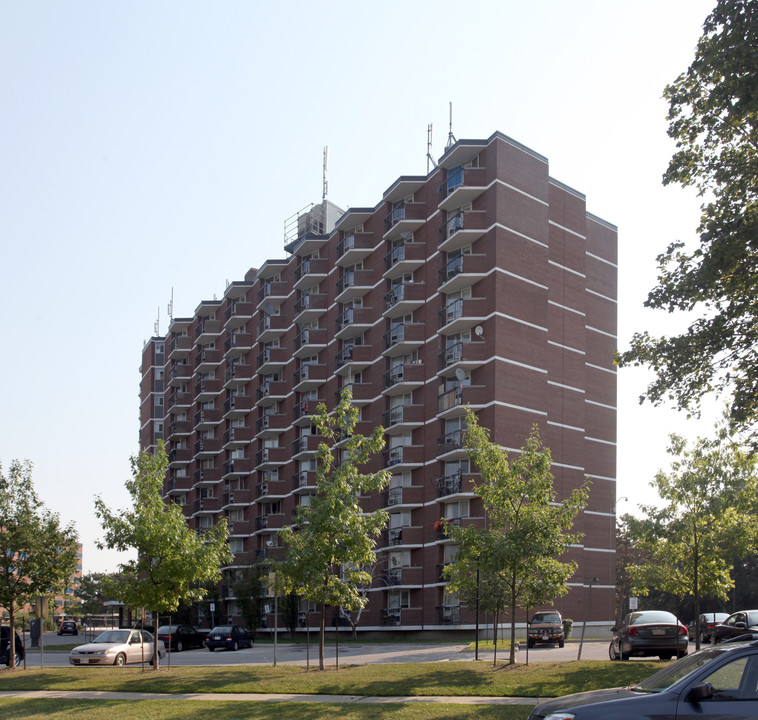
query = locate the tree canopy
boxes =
[95,441,232,666]
[618,0,758,443]
[627,421,758,649]
[0,459,79,669]
[275,389,390,670]
[444,412,588,665]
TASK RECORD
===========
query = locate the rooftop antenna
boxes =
[427,123,437,172]
[322,146,329,202]
[446,101,456,150]
[167,287,174,323]
[154,305,160,336]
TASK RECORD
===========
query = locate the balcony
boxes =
[335,382,373,406]
[383,202,426,241]
[223,394,253,418]
[335,307,374,340]
[194,349,222,373]
[292,470,317,493]
[223,458,252,476]
[255,413,287,436]
[336,231,375,266]
[433,472,475,498]
[193,466,222,485]
[437,386,464,416]
[257,475,288,498]
[224,363,252,388]
[166,391,192,413]
[224,332,253,358]
[224,300,254,330]
[437,429,465,456]
[383,323,425,356]
[382,362,425,393]
[167,447,192,466]
[382,485,423,507]
[437,340,490,376]
[193,437,222,458]
[336,269,375,304]
[292,397,322,424]
[223,425,254,447]
[255,513,285,533]
[383,445,424,469]
[167,363,192,387]
[437,253,490,294]
[194,408,222,429]
[294,293,327,323]
[436,605,462,625]
[255,380,288,406]
[255,447,288,468]
[293,364,327,392]
[334,344,374,374]
[195,318,223,343]
[292,435,320,459]
[438,297,488,334]
[438,209,488,253]
[294,257,329,290]
[383,404,425,431]
[438,165,487,209]
[256,346,289,374]
[383,282,426,318]
[194,379,222,402]
[257,280,289,305]
[293,327,328,357]
[381,608,402,626]
[166,419,191,438]
[256,314,288,343]
[383,241,426,279]
[168,335,191,359]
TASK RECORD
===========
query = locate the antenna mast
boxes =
[446,101,456,149]
[154,306,160,336]
[167,288,174,323]
[427,123,437,172]
[322,146,329,201]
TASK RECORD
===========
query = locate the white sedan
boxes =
[69,629,166,666]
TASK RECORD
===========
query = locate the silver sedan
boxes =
[69,629,166,666]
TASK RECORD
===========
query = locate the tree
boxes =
[626,423,758,649]
[618,0,758,443]
[76,572,116,619]
[275,389,390,670]
[231,565,264,638]
[0,459,79,669]
[94,441,233,668]
[444,411,589,665]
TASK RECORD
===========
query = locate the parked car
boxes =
[156,624,206,652]
[69,629,166,666]
[527,610,565,648]
[205,625,254,651]
[609,610,688,661]
[713,610,758,643]
[688,612,729,643]
[529,635,758,719]
[0,626,24,667]
[57,620,79,636]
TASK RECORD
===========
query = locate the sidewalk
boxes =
[0,689,543,706]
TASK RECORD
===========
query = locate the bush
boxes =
[563,618,573,638]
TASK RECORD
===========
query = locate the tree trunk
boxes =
[8,600,16,670]
[492,610,498,667]
[319,604,325,671]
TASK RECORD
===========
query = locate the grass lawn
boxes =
[0,660,662,697]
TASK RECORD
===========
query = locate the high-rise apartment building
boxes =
[139,131,618,633]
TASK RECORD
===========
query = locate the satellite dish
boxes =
[263,301,275,316]
[474,325,484,337]
[455,368,466,382]
[266,540,274,547]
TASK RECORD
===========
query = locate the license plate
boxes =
[542,635,550,640]
[652,628,665,636]
[80,658,89,664]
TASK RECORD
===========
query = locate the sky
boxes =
[0,0,722,573]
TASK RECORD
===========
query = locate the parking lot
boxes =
[22,631,626,667]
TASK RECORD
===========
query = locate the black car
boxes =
[205,625,254,651]
[609,610,688,661]
[0,626,24,667]
[713,610,758,643]
[687,612,728,643]
[57,620,79,636]
[156,624,206,652]
[529,635,758,719]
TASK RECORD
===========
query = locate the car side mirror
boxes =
[687,682,714,702]
[735,622,747,629]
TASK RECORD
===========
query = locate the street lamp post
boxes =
[577,577,599,661]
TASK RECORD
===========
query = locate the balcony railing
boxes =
[437,429,465,455]
[433,472,463,497]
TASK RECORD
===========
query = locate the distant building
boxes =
[139,131,618,634]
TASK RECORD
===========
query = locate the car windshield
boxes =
[533,613,560,623]
[157,626,178,634]
[747,612,758,626]
[211,626,232,633]
[633,647,733,693]
[628,611,678,625]
[94,630,130,644]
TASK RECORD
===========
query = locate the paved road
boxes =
[23,632,620,667]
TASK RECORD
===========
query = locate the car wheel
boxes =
[659,652,672,660]
[699,631,707,645]
[114,653,127,667]
[527,639,535,648]
[232,641,239,651]
[208,647,215,652]
[609,642,618,661]
[677,649,688,659]
[558,639,565,648]
[13,650,22,667]
[176,641,183,653]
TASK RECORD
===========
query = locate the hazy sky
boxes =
[1,0,719,573]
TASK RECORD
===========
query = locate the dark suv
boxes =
[0,626,25,667]
[527,610,565,648]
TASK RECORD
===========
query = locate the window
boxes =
[390,511,411,528]
[702,655,758,699]
[389,550,410,568]
[444,500,469,519]
[388,590,410,609]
